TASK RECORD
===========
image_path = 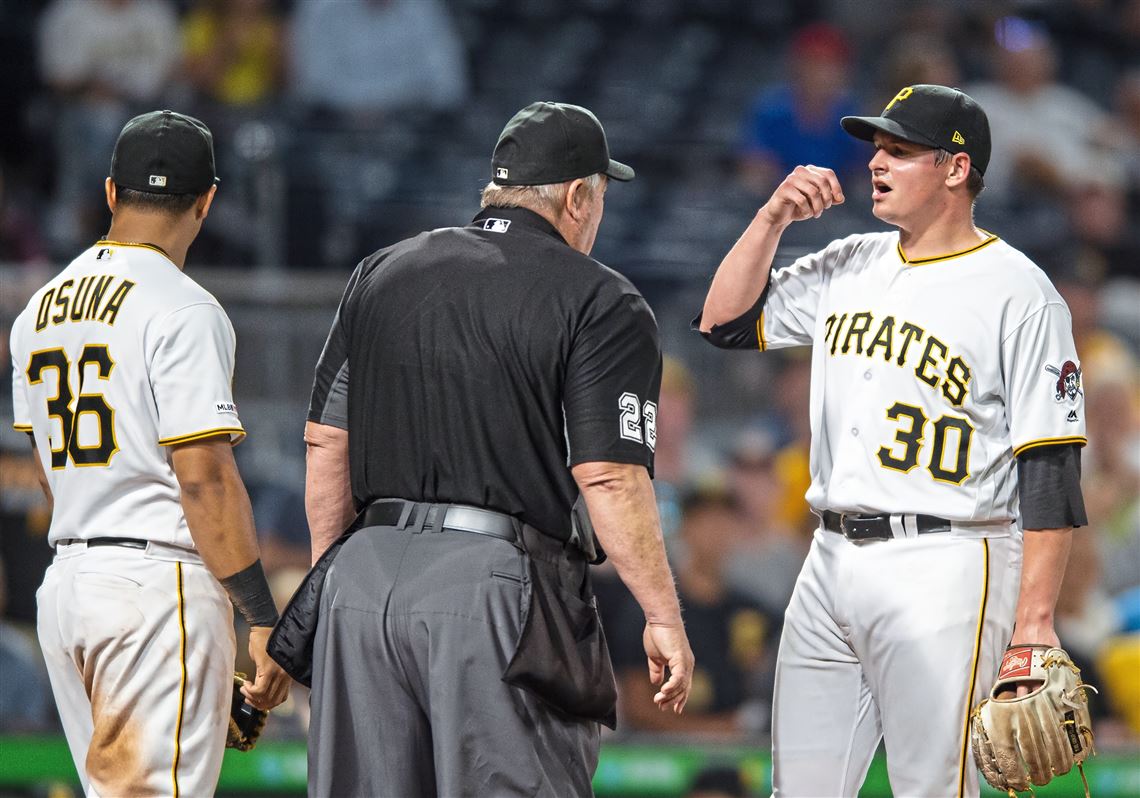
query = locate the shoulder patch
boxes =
[1044,361,1082,404]
[482,218,511,233]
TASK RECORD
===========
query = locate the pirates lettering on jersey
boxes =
[824,310,972,407]
[34,276,135,332]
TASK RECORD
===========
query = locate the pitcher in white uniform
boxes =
[10,110,290,797]
[697,85,1088,797]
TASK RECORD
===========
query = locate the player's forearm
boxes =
[573,461,682,626]
[172,439,261,580]
[27,434,54,514]
[304,421,354,564]
[1011,527,1073,645]
[699,211,786,332]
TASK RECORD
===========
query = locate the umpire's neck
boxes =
[103,179,217,270]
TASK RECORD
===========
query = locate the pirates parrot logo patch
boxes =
[1045,360,1082,404]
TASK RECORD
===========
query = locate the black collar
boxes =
[471,206,568,246]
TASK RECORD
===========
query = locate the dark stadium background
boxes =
[1,1,1137,795]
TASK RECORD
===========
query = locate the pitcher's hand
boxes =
[761,165,845,226]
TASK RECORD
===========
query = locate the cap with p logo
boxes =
[840,84,991,175]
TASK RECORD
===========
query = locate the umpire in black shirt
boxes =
[298,102,694,796]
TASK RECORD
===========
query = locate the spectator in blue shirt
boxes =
[738,23,865,195]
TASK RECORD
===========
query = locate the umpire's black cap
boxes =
[841,85,991,175]
[111,110,219,194]
[491,102,634,186]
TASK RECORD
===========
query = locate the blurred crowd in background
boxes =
[1,0,1138,774]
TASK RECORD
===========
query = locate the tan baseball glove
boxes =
[970,645,1096,796]
[226,672,268,752]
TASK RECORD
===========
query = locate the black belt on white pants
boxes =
[821,510,953,541]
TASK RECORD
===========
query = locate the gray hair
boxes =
[480,173,605,214]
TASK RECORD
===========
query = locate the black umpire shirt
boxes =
[309,206,662,541]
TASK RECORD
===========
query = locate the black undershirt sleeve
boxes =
[1017,443,1087,530]
[691,284,771,349]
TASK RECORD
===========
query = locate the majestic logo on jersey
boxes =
[1045,360,1082,404]
[482,218,511,233]
[823,310,972,406]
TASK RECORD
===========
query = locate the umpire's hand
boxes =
[643,621,694,714]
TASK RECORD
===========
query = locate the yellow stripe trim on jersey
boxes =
[957,538,990,798]
[756,311,767,352]
[1012,435,1088,457]
[897,232,998,265]
[95,239,172,261]
[172,562,187,798]
[11,423,33,432]
[158,427,247,447]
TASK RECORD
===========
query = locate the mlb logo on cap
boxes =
[495,167,509,179]
[111,110,219,194]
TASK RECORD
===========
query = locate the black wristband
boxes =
[220,559,279,627]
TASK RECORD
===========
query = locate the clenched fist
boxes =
[762,165,845,227]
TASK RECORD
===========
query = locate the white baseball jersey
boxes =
[702,229,1086,796]
[12,240,242,796]
[745,231,1085,523]
[10,240,245,547]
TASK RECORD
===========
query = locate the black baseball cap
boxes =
[110,110,219,194]
[491,102,634,186]
[840,85,991,175]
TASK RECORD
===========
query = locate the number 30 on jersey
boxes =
[619,392,657,451]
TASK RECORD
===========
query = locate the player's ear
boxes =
[195,184,218,221]
[105,178,117,213]
[946,153,972,190]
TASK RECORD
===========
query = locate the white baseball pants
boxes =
[37,542,235,797]
[771,527,1021,797]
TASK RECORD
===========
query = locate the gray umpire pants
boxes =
[308,521,600,797]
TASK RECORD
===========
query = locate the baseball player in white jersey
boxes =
[10,110,289,796]
[697,85,1087,796]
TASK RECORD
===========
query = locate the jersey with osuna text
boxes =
[10,241,244,547]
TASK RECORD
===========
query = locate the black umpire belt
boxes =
[822,510,953,541]
[364,499,519,545]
